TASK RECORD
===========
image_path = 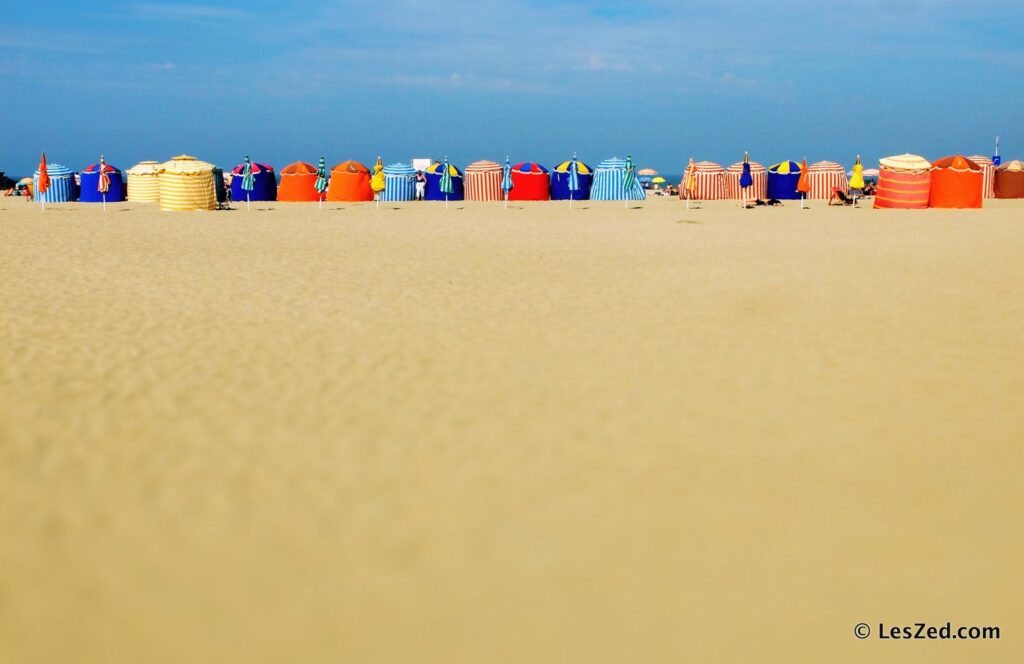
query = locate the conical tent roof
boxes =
[465,160,501,173]
[160,155,215,174]
[383,162,415,175]
[33,163,74,177]
[127,160,160,175]
[281,161,317,175]
[932,155,981,171]
[331,160,369,174]
[879,153,931,172]
[998,160,1024,172]
[809,160,845,172]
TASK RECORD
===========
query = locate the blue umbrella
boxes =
[568,152,580,208]
[739,152,753,206]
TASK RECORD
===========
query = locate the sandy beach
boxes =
[2,197,1022,662]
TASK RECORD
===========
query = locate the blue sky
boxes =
[1,0,1022,175]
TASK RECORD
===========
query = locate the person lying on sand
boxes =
[745,198,784,208]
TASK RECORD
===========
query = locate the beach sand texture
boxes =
[2,198,1022,663]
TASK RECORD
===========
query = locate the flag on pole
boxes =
[314,156,328,208]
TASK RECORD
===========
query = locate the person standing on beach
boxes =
[415,170,426,201]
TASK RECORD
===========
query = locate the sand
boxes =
[2,197,1022,663]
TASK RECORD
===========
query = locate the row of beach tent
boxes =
[28,153,1024,210]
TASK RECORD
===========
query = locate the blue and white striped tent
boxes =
[382,162,416,201]
[590,157,646,201]
[34,163,77,202]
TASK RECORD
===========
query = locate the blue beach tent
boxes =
[767,161,803,200]
[551,159,593,200]
[590,157,646,201]
[425,161,464,201]
[382,163,416,201]
[34,163,77,202]
[230,161,277,201]
[80,162,126,203]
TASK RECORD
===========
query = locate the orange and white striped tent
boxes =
[966,155,995,198]
[678,161,726,200]
[725,160,766,200]
[464,160,503,201]
[874,154,932,209]
[807,161,849,200]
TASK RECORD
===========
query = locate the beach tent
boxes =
[326,160,373,201]
[591,157,646,200]
[425,161,464,201]
[382,162,416,201]
[33,163,76,202]
[966,155,996,198]
[874,154,931,209]
[157,155,217,211]
[994,160,1024,198]
[807,161,849,200]
[230,160,277,202]
[766,161,803,200]
[677,161,726,200]
[725,160,766,200]
[126,161,161,202]
[80,162,126,203]
[928,155,983,209]
[464,160,503,201]
[508,162,550,201]
[551,159,593,200]
[277,162,320,202]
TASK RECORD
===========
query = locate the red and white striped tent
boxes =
[807,161,850,200]
[464,160,503,201]
[725,160,767,200]
[967,155,996,198]
[679,161,727,200]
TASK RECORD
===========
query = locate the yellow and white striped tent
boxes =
[126,161,162,203]
[157,155,217,211]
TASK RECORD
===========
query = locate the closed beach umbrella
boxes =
[501,155,513,207]
[240,154,254,208]
[623,154,638,208]
[37,152,50,207]
[683,157,697,208]
[439,156,453,207]
[98,155,111,209]
[371,156,385,208]
[315,156,328,208]
[797,158,810,207]
[568,152,580,206]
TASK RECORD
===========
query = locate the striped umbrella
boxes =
[568,152,580,208]
[439,156,454,208]
[622,154,637,208]
[240,154,255,209]
[314,156,328,209]
[501,155,513,208]
[98,154,111,210]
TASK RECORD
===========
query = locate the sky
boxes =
[1,0,1022,176]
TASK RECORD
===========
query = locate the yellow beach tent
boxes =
[126,161,161,203]
[158,155,217,211]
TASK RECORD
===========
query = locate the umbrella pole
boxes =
[246,193,251,211]
[102,193,106,212]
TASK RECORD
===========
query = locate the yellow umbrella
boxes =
[651,176,666,184]
[849,155,865,190]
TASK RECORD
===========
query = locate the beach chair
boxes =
[829,187,857,206]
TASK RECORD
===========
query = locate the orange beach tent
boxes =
[929,156,982,209]
[994,160,1024,199]
[874,154,931,209]
[278,161,321,202]
[326,160,373,202]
